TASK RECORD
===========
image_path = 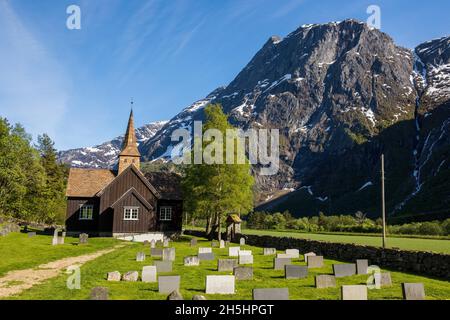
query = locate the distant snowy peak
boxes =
[58,120,168,169]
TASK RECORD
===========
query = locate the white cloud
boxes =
[0,1,69,140]
[271,0,306,19]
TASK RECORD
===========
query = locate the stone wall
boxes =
[183,230,450,279]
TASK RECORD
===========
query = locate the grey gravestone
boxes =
[205,275,235,294]
[79,233,88,244]
[211,241,219,247]
[28,232,36,237]
[303,252,316,263]
[156,240,163,247]
[229,247,240,257]
[356,259,369,275]
[58,236,65,245]
[402,283,425,300]
[333,264,356,277]
[285,249,299,259]
[90,287,109,300]
[376,272,392,287]
[253,288,289,300]
[277,253,293,259]
[285,265,308,279]
[150,240,156,248]
[52,235,58,246]
[162,248,176,261]
[315,275,336,288]
[263,248,276,255]
[341,285,368,300]
[136,252,146,262]
[158,275,180,294]
[274,258,292,270]
[239,255,253,265]
[218,259,238,272]
[190,238,197,246]
[234,266,253,280]
[307,256,324,268]
[163,239,169,247]
[142,266,157,283]
[192,295,207,300]
[198,252,215,261]
[154,261,173,273]
[225,241,230,247]
[107,271,121,281]
[151,248,163,258]
[198,247,212,254]
[143,240,149,246]
[167,290,184,300]
[184,256,200,266]
[122,271,139,282]
[219,240,225,248]
[239,237,245,245]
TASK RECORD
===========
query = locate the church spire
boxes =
[118,103,141,174]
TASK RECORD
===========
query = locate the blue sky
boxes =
[0,0,449,150]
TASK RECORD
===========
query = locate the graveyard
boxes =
[1,231,449,300]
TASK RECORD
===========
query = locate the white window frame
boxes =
[79,204,94,220]
[124,206,139,221]
[160,206,172,221]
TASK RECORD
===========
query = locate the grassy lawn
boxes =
[0,231,119,277]
[8,235,450,300]
[239,229,450,254]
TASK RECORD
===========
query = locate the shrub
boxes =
[418,222,444,236]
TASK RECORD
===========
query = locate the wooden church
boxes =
[65,110,183,238]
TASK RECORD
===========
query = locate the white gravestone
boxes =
[238,250,252,256]
[142,266,157,283]
[229,247,240,257]
[239,255,253,265]
[205,275,235,294]
[198,247,213,254]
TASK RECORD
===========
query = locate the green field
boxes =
[0,231,119,277]
[239,229,450,254]
[5,235,450,300]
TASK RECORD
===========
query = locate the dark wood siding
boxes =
[112,192,157,233]
[65,197,99,232]
[156,200,183,232]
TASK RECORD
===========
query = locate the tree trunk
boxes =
[217,213,222,241]
[205,214,212,237]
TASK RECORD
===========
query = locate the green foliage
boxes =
[0,118,67,224]
[182,104,254,238]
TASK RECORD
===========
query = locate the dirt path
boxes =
[0,244,124,298]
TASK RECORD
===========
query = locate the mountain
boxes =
[58,121,167,169]
[139,19,449,221]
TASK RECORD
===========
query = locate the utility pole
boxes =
[381,154,387,249]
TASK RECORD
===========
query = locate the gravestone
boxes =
[198,252,215,261]
[356,259,369,275]
[263,248,276,255]
[205,275,235,294]
[303,252,316,263]
[239,255,253,265]
[107,271,121,281]
[158,276,181,294]
[253,288,289,300]
[402,283,425,300]
[211,241,219,247]
[90,287,109,300]
[190,238,197,246]
[167,290,183,300]
[58,236,65,245]
[218,259,238,272]
[154,261,173,273]
[79,233,88,244]
[234,266,253,280]
[274,258,292,270]
[219,240,225,248]
[229,247,240,257]
[156,240,163,247]
[285,265,308,279]
[225,241,230,247]
[277,253,293,259]
[151,248,163,258]
[198,247,212,254]
[333,264,356,277]
[192,295,207,300]
[285,249,300,259]
[341,285,368,300]
[315,275,336,288]
[239,250,252,256]
[307,256,324,268]
[163,239,169,247]
[122,271,139,282]
[28,232,36,237]
[239,237,245,245]
[136,252,146,262]
[184,256,200,266]
[52,232,58,246]
[142,266,157,283]
[143,240,149,246]
[376,272,392,287]
[150,240,156,248]
[162,248,176,261]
